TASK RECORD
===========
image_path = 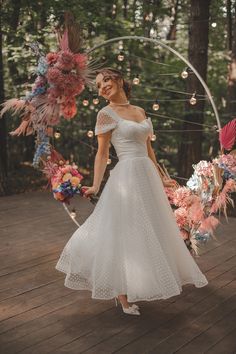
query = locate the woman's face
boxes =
[95,73,121,100]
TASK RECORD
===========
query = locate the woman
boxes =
[56,68,208,316]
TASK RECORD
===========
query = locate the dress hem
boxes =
[55,264,208,302]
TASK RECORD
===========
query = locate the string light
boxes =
[133,75,140,85]
[181,68,189,79]
[117,51,125,61]
[83,99,89,106]
[118,40,123,50]
[151,134,157,141]
[70,208,76,218]
[54,130,61,139]
[112,4,116,15]
[190,92,197,105]
[87,130,94,138]
[211,22,217,28]
[93,97,99,105]
[152,100,160,111]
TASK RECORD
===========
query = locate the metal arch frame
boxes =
[87,35,221,130]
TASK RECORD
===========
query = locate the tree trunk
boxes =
[227,1,236,116]
[166,0,179,41]
[0,2,8,195]
[178,0,211,179]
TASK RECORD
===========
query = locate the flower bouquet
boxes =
[164,119,236,255]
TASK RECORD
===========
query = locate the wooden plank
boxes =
[9,264,235,354]
[58,278,236,354]
[205,326,236,354]
[1,301,114,354]
[149,294,236,353]
[0,192,235,354]
[174,309,236,353]
[0,242,232,350]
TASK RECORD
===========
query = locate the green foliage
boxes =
[1,0,230,189]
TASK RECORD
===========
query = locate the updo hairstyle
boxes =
[96,67,132,99]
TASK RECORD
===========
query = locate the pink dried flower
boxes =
[46,52,58,64]
[47,67,63,85]
[74,53,87,70]
[56,50,75,71]
[164,187,176,204]
[194,160,213,177]
[199,216,219,234]
[61,98,77,119]
[180,229,189,240]
[173,187,192,207]
[174,207,188,228]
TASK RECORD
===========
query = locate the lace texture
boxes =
[56,105,208,301]
[95,109,118,135]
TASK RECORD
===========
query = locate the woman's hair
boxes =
[96,67,132,99]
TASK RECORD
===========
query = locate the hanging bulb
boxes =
[117,52,125,61]
[118,40,123,50]
[93,97,99,105]
[133,75,140,85]
[107,158,112,165]
[152,100,160,111]
[54,130,61,139]
[151,134,157,142]
[190,92,197,105]
[87,130,94,138]
[82,99,89,106]
[181,68,189,79]
[70,208,76,218]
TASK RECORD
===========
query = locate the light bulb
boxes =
[181,70,188,79]
[151,134,157,142]
[107,158,112,165]
[117,52,124,61]
[83,99,89,106]
[93,97,99,105]
[211,22,217,28]
[70,208,76,218]
[87,130,94,138]
[54,130,61,139]
[133,76,140,85]
[190,93,197,105]
[152,102,160,111]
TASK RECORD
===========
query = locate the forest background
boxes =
[0,0,235,196]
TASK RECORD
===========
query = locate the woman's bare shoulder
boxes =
[130,105,146,115]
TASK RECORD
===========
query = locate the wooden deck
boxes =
[0,191,235,354]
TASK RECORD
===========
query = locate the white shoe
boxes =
[115,297,141,316]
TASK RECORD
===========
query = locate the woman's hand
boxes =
[82,185,99,198]
[162,178,179,189]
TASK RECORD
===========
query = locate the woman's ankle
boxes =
[118,294,129,308]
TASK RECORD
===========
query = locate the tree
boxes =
[227,0,236,116]
[0,1,8,195]
[178,0,211,178]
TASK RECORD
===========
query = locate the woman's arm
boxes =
[146,137,178,188]
[84,131,111,197]
[146,137,164,180]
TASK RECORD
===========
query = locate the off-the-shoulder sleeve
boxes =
[147,117,154,139]
[95,109,118,136]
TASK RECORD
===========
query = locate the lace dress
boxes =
[55,105,208,302]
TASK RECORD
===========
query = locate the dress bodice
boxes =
[95,106,154,161]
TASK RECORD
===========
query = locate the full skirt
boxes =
[56,156,208,302]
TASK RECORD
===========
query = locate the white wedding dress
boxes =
[56,105,208,302]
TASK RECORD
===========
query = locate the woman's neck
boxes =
[109,93,129,106]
